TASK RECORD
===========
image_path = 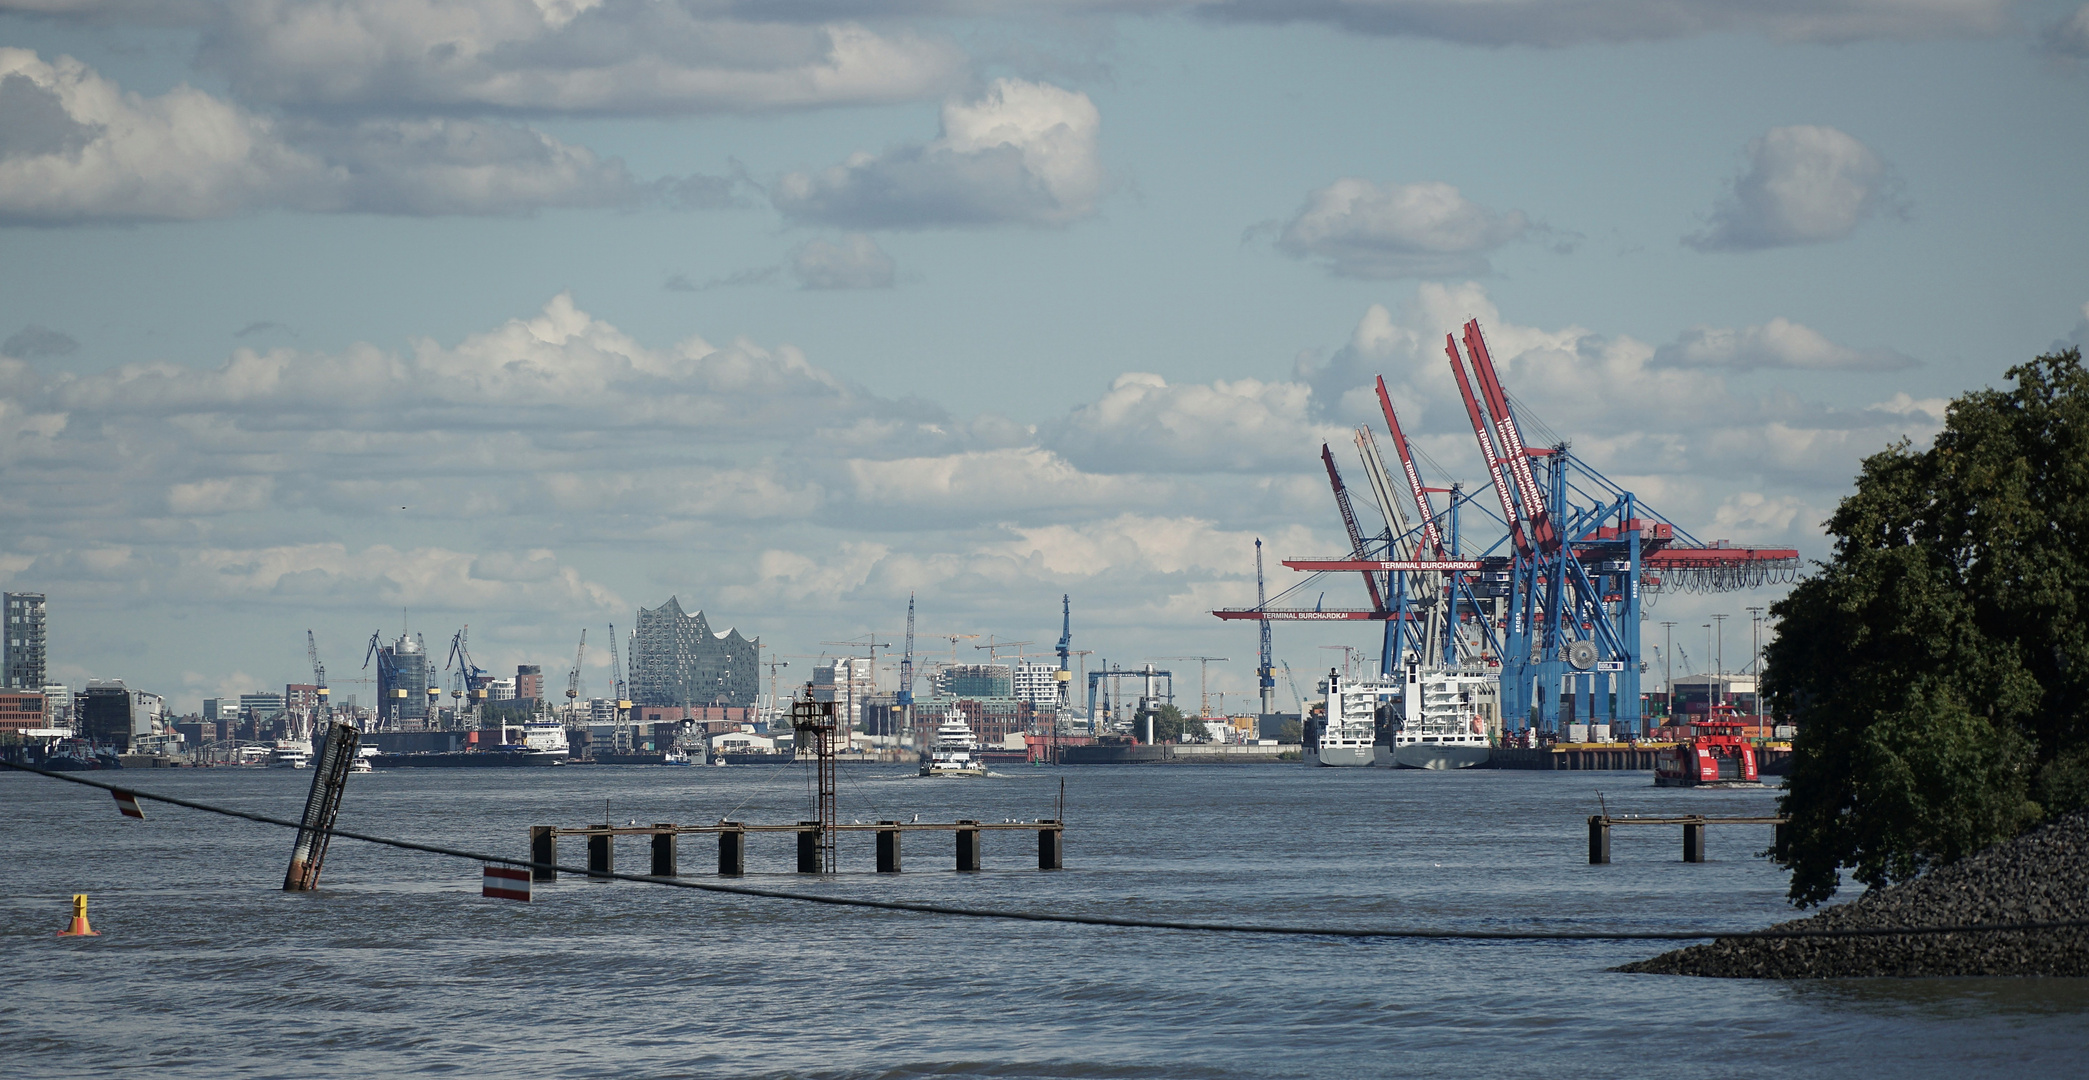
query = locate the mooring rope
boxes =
[7,759,2085,943]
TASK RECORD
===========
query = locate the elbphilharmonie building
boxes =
[629,596,757,708]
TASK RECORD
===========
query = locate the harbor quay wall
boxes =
[1058,744,1297,765]
[1487,745,1792,773]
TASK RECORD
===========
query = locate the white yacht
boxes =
[1315,671,1379,767]
[920,708,988,777]
[1377,656,1494,770]
[268,740,312,769]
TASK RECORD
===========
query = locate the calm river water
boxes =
[5,763,2086,1078]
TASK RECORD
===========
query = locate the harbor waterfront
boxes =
[6,765,2085,1078]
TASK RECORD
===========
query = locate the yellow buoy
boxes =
[57,893,98,937]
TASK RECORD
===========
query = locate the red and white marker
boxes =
[482,865,531,902]
[111,789,144,820]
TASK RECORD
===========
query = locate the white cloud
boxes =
[1275,179,1528,279]
[791,234,897,289]
[1046,373,1346,473]
[1686,125,1898,252]
[1198,0,2012,46]
[1651,318,1918,371]
[772,78,1105,229]
[193,0,964,114]
[0,49,650,221]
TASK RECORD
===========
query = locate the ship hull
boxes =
[370,751,566,767]
[1389,744,1491,770]
[1314,744,1374,767]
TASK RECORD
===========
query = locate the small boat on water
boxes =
[921,708,988,777]
[1655,710,1761,787]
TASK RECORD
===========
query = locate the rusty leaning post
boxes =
[1588,815,1611,865]
[718,823,745,876]
[1683,818,1707,863]
[1037,820,1063,870]
[650,823,678,877]
[876,821,903,873]
[283,721,360,891]
[790,689,838,873]
[530,826,558,882]
[955,820,982,872]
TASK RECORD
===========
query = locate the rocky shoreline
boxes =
[1616,810,2089,978]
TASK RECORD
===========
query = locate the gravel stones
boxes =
[1616,810,2089,978]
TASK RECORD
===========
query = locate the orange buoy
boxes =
[57,893,98,937]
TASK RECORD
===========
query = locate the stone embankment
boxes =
[1618,810,2089,978]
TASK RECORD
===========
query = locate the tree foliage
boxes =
[1768,349,2089,905]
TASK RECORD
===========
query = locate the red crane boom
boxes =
[1320,442,1386,610]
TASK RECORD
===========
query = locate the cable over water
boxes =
[8,759,2084,943]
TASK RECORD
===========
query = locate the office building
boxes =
[515,665,542,702]
[372,632,432,725]
[77,680,133,750]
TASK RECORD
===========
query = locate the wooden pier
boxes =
[529,819,1066,881]
[1587,814,1787,864]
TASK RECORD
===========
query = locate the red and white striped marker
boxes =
[482,865,531,902]
[111,789,144,820]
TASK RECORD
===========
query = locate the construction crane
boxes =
[1160,656,1229,717]
[565,628,586,710]
[973,637,1033,662]
[1256,539,1275,716]
[306,631,330,726]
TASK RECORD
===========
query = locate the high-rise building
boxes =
[515,665,542,702]
[3,592,47,690]
[812,657,877,730]
[629,596,757,708]
[1013,662,1064,709]
[372,633,431,725]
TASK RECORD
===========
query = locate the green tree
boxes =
[1137,704,1202,742]
[1768,349,2089,906]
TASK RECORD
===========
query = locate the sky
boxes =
[2,0,2086,714]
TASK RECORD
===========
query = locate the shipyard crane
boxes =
[362,630,402,729]
[898,595,917,746]
[306,630,330,725]
[607,622,631,723]
[1256,539,1275,716]
[444,626,489,715]
[1055,595,1073,703]
[1279,660,1305,716]
[565,628,586,710]
[1321,444,1386,612]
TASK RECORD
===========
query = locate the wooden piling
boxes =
[1587,815,1610,864]
[530,825,558,882]
[588,827,613,879]
[955,820,981,872]
[876,821,903,873]
[797,822,820,874]
[1037,820,1062,870]
[1683,820,1706,863]
[718,825,745,877]
[650,823,677,877]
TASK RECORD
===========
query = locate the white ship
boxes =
[519,719,571,761]
[920,708,988,777]
[1315,671,1379,767]
[268,739,312,768]
[1376,656,1494,770]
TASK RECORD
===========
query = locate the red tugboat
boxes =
[1654,707,1761,787]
